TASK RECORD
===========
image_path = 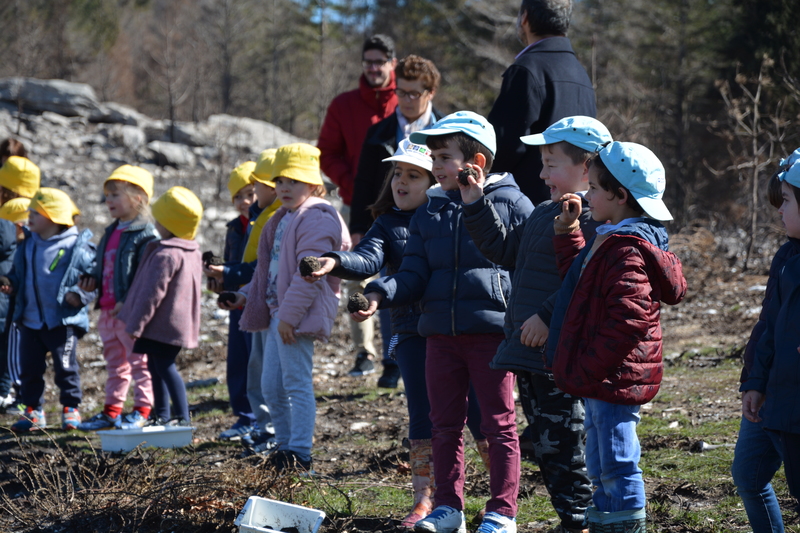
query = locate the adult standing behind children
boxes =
[318,34,398,380]
[488,0,596,205]
[348,54,444,386]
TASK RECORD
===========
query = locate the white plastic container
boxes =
[99,425,194,452]
[234,496,326,533]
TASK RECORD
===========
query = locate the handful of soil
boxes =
[298,256,321,277]
[218,292,237,306]
[0,275,10,288]
[457,167,478,187]
[202,251,224,267]
[79,273,94,283]
[347,292,369,313]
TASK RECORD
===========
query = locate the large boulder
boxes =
[202,114,303,154]
[147,140,196,167]
[91,102,150,126]
[0,77,102,117]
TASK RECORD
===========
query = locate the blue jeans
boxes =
[584,398,644,512]
[731,415,784,533]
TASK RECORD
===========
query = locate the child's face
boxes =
[28,209,59,238]
[274,176,315,211]
[540,144,589,201]
[586,165,622,224]
[391,162,430,211]
[430,140,469,191]
[104,186,139,222]
[233,183,256,218]
[779,181,800,239]
[254,181,277,209]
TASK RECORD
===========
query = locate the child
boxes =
[77,165,159,431]
[461,116,612,533]
[207,150,282,452]
[6,188,96,432]
[358,111,534,533]
[117,186,203,426]
[547,142,686,531]
[741,156,800,516]
[215,161,259,440]
[220,143,349,471]
[305,139,488,528]
[732,149,800,533]
[0,198,23,410]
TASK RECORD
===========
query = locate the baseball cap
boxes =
[520,116,612,153]
[409,111,496,156]
[780,160,800,189]
[597,142,673,221]
[382,138,433,171]
[779,148,800,168]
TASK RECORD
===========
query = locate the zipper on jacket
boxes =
[451,210,461,336]
[30,241,46,324]
[496,272,507,308]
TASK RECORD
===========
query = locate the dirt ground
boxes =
[0,224,791,532]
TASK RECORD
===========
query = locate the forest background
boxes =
[1,0,799,266]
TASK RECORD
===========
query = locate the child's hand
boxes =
[520,313,548,347]
[0,276,12,294]
[302,256,337,283]
[203,264,224,280]
[278,320,296,344]
[350,292,381,322]
[109,301,123,318]
[218,292,246,310]
[78,275,96,292]
[554,193,583,234]
[457,164,485,205]
[64,291,82,308]
[742,390,766,423]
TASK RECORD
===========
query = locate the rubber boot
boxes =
[401,438,435,529]
[586,507,646,533]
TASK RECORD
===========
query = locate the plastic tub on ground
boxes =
[99,425,194,452]
[235,496,326,533]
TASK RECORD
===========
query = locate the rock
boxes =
[170,122,209,147]
[0,77,102,117]
[91,101,149,126]
[147,140,196,167]
[103,124,147,151]
[204,114,303,154]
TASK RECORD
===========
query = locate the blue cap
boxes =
[521,116,612,153]
[598,142,673,221]
[780,148,800,168]
[409,111,496,156]
[780,160,800,189]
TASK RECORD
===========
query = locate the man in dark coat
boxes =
[488,0,596,205]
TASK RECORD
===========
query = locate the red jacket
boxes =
[317,74,397,205]
[549,225,686,405]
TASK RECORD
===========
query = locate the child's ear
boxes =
[473,153,487,170]
[617,187,629,205]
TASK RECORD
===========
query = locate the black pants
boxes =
[19,324,81,409]
[133,337,189,422]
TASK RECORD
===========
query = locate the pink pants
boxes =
[98,310,153,409]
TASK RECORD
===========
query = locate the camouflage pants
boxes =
[517,371,592,529]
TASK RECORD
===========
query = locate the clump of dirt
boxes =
[457,167,478,186]
[202,251,224,267]
[217,292,237,306]
[298,256,321,277]
[347,293,369,313]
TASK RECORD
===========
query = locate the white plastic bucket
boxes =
[234,496,326,533]
[99,426,194,452]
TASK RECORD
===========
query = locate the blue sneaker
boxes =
[219,420,254,440]
[475,512,516,533]
[62,407,82,430]
[11,407,46,433]
[414,505,466,533]
[119,411,148,430]
[77,412,121,431]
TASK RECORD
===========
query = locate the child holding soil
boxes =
[547,142,686,532]
[741,155,800,519]
[220,143,349,472]
[117,187,203,426]
[303,139,489,528]
[5,188,96,432]
[77,165,159,431]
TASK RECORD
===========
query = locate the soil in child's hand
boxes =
[0,275,9,287]
[347,293,370,313]
[299,256,321,277]
[457,167,478,186]
[203,251,224,267]
[218,292,237,306]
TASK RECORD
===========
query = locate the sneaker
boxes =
[241,430,277,457]
[77,412,121,431]
[0,392,15,410]
[348,352,375,376]
[11,407,46,433]
[219,420,254,440]
[62,407,81,430]
[119,411,148,430]
[377,363,402,388]
[270,449,312,472]
[414,505,466,533]
[475,512,516,533]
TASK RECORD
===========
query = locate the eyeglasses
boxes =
[395,88,429,101]
[362,59,390,69]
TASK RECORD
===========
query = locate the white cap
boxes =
[382,138,433,171]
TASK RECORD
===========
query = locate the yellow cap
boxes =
[104,165,154,200]
[227,161,257,199]
[251,149,277,187]
[0,197,31,223]
[29,188,77,226]
[0,156,41,198]
[273,144,323,186]
[151,186,203,240]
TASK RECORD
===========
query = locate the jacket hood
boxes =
[425,172,519,213]
[157,236,199,251]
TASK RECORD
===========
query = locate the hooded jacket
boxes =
[317,74,398,206]
[366,174,534,337]
[0,219,16,331]
[546,219,686,405]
